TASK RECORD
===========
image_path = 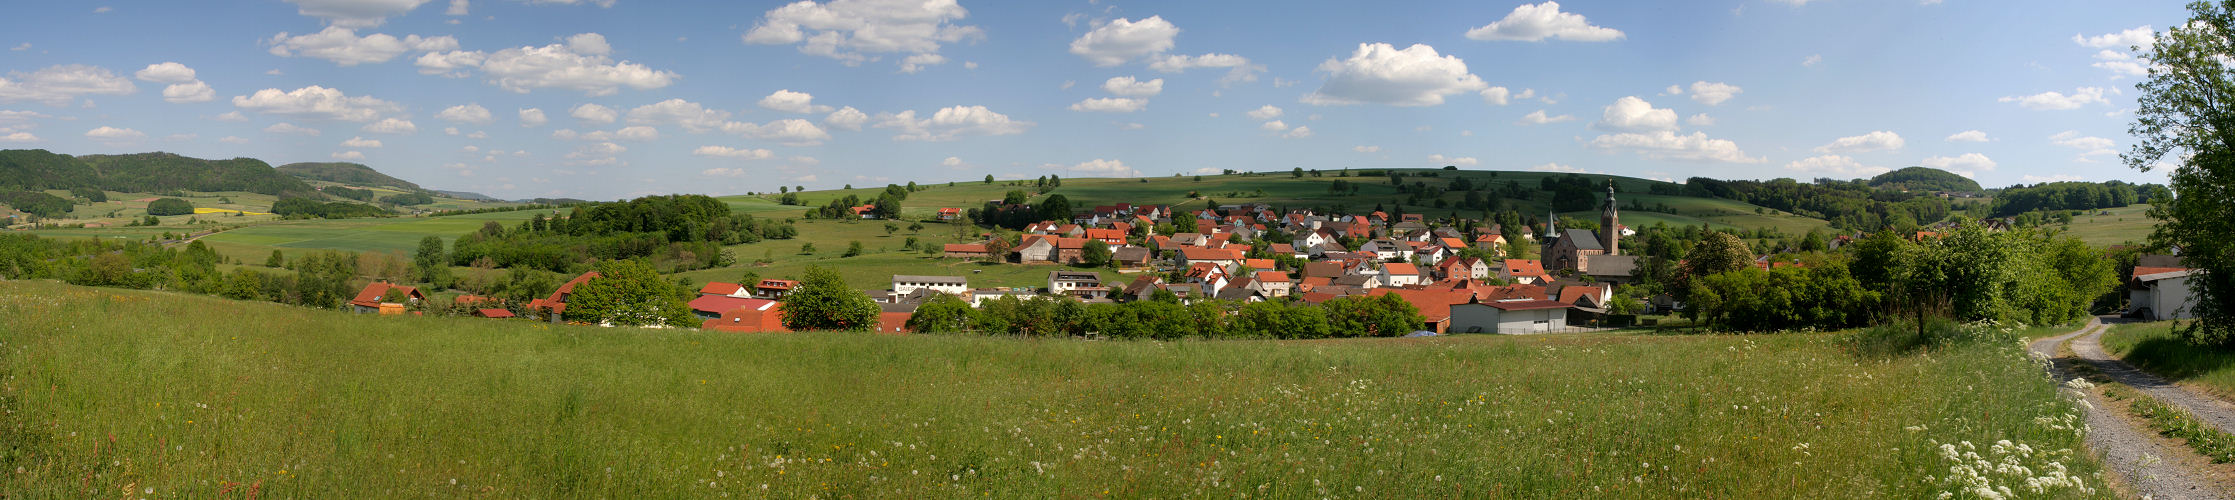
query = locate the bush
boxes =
[146,198,194,216]
[1845,317,1991,358]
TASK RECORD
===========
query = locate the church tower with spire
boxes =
[1600,180,1620,256]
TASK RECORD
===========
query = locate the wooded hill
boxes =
[1867,167,1982,192]
[276,162,423,191]
[0,149,321,199]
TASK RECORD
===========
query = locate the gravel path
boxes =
[2072,319,2235,434]
[2029,320,2229,500]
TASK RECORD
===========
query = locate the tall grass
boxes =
[0,280,2107,498]
[2101,321,2235,400]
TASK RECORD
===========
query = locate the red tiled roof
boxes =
[689,295,771,315]
[2135,266,2190,279]
[1367,288,1472,322]
[938,207,962,214]
[475,308,516,318]
[1440,237,1469,249]
[1180,246,1244,261]
[350,282,423,308]
[1243,258,1276,270]
[877,312,913,334]
[943,243,988,253]
[533,272,602,315]
[1383,263,1420,276]
[756,279,798,290]
[1504,259,1546,278]
[699,281,745,296]
[1558,286,1604,306]
[1255,270,1291,283]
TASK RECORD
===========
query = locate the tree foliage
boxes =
[146,198,194,216]
[2127,2,2235,346]
[563,259,696,327]
[781,266,880,331]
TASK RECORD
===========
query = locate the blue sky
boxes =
[0,0,2188,200]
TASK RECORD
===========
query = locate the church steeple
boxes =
[1601,180,1620,255]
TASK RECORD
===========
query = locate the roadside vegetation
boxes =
[2101,321,2235,401]
[0,280,2107,498]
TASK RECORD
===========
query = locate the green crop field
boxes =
[2056,204,2156,248]
[0,280,2107,498]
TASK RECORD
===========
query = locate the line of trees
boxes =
[1987,181,2154,217]
[449,194,791,274]
[272,197,390,219]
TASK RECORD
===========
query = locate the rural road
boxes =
[2070,320,2235,435]
[2029,321,2230,500]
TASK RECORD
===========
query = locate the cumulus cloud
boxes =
[625,98,731,132]
[437,103,493,124]
[1480,86,1512,105]
[218,136,249,144]
[1518,109,1575,125]
[1946,130,1990,142]
[1592,96,1677,132]
[615,125,658,141]
[1588,130,1763,163]
[84,126,144,141]
[742,0,983,70]
[1045,158,1139,177]
[1530,163,1587,173]
[233,85,400,122]
[1070,16,1178,66]
[823,106,867,130]
[1353,145,1381,153]
[1687,81,1742,106]
[2092,50,2149,78]
[1685,113,1715,126]
[282,0,434,28]
[1999,87,2108,110]
[757,89,832,113]
[133,63,217,103]
[1919,153,1996,177]
[1102,76,1163,97]
[0,65,137,106]
[1246,105,1283,121]
[719,118,831,146]
[1146,53,1264,84]
[265,122,322,136]
[693,145,774,159]
[340,136,383,148]
[2022,174,2086,183]
[2074,25,2154,50]
[1785,154,1889,177]
[570,103,617,124]
[941,156,964,168]
[872,105,1031,141]
[1427,154,1478,166]
[332,151,367,161]
[1302,43,1487,107]
[1814,130,1904,154]
[361,118,415,134]
[519,107,547,127]
[1464,1,1623,42]
[1070,97,1146,113]
[0,132,39,142]
[419,34,678,95]
[2051,130,2117,160]
[267,27,457,66]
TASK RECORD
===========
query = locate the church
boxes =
[1543,181,1639,283]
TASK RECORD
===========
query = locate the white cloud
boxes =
[266,27,456,66]
[1945,130,1989,142]
[446,0,467,15]
[1259,120,1288,132]
[2074,25,2154,50]
[133,62,197,84]
[2022,174,2086,183]
[1246,105,1283,120]
[2051,130,2116,160]
[615,125,658,141]
[1302,43,1487,107]
[159,81,215,103]
[1784,154,1889,178]
[872,105,1031,141]
[1814,130,1904,153]
[0,132,35,142]
[1687,81,1742,106]
[211,111,249,122]
[1070,16,1178,66]
[8,43,28,52]
[1464,1,1623,42]
[332,151,367,161]
[742,0,983,70]
[719,118,832,146]
[564,141,627,166]
[437,103,493,124]
[1480,86,1511,105]
[1045,158,1139,177]
[693,145,774,159]
[1529,163,1586,173]
[1146,53,1264,84]
[1427,154,1478,166]
[0,65,137,106]
[1353,145,1381,153]
[282,0,434,28]
[1919,153,1997,177]
[233,85,399,122]
[1070,97,1146,113]
[1518,109,1575,125]
[361,118,415,134]
[757,89,832,113]
[1685,113,1715,126]
[92,6,112,13]
[341,136,383,148]
[626,98,731,132]
[1102,76,1163,97]
[823,106,867,130]
[84,126,144,141]
[941,156,964,168]
[1593,96,1677,132]
[2092,50,2149,78]
[1588,130,1764,163]
[1280,125,1310,139]
[218,136,248,144]
[570,103,617,124]
[264,122,322,136]
[426,34,678,95]
[519,107,547,127]
[1802,54,1822,67]
[1999,87,2108,110]
[899,53,948,73]
[444,127,460,136]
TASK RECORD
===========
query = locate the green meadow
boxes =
[0,280,2107,498]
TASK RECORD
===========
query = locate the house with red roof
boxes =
[1016,235,1089,264]
[1381,262,1423,287]
[528,271,602,323]
[1083,227,1127,245]
[2129,255,2198,320]
[702,299,788,333]
[1500,259,1549,284]
[1366,288,1473,334]
[936,207,963,221]
[942,242,991,259]
[1178,246,1245,270]
[689,294,772,321]
[1449,299,1572,334]
[1474,233,1507,253]
[350,282,424,315]
[698,281,752,298]
[472,308,516,319]
[1251,270,1292,297]
[754,279,798,299]
[1438,257,1491,280]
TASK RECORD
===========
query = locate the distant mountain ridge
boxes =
[277,162,423,191]
[0,150,322,199]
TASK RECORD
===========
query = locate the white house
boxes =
[1048,271,1107,298]
[2130,268,2200,321]
[1449,299,1571,334]
[1381,263,1424,288]
[893,275,969,297]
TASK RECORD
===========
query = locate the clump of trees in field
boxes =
[449,194,793,274]
[145,198,194,216]
[273,197,390,219]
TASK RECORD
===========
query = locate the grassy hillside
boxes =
[2058,204,2156,247]
[275,162,423,191]
[0,280,2107,498]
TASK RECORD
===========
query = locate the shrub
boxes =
[146,198,194,216]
